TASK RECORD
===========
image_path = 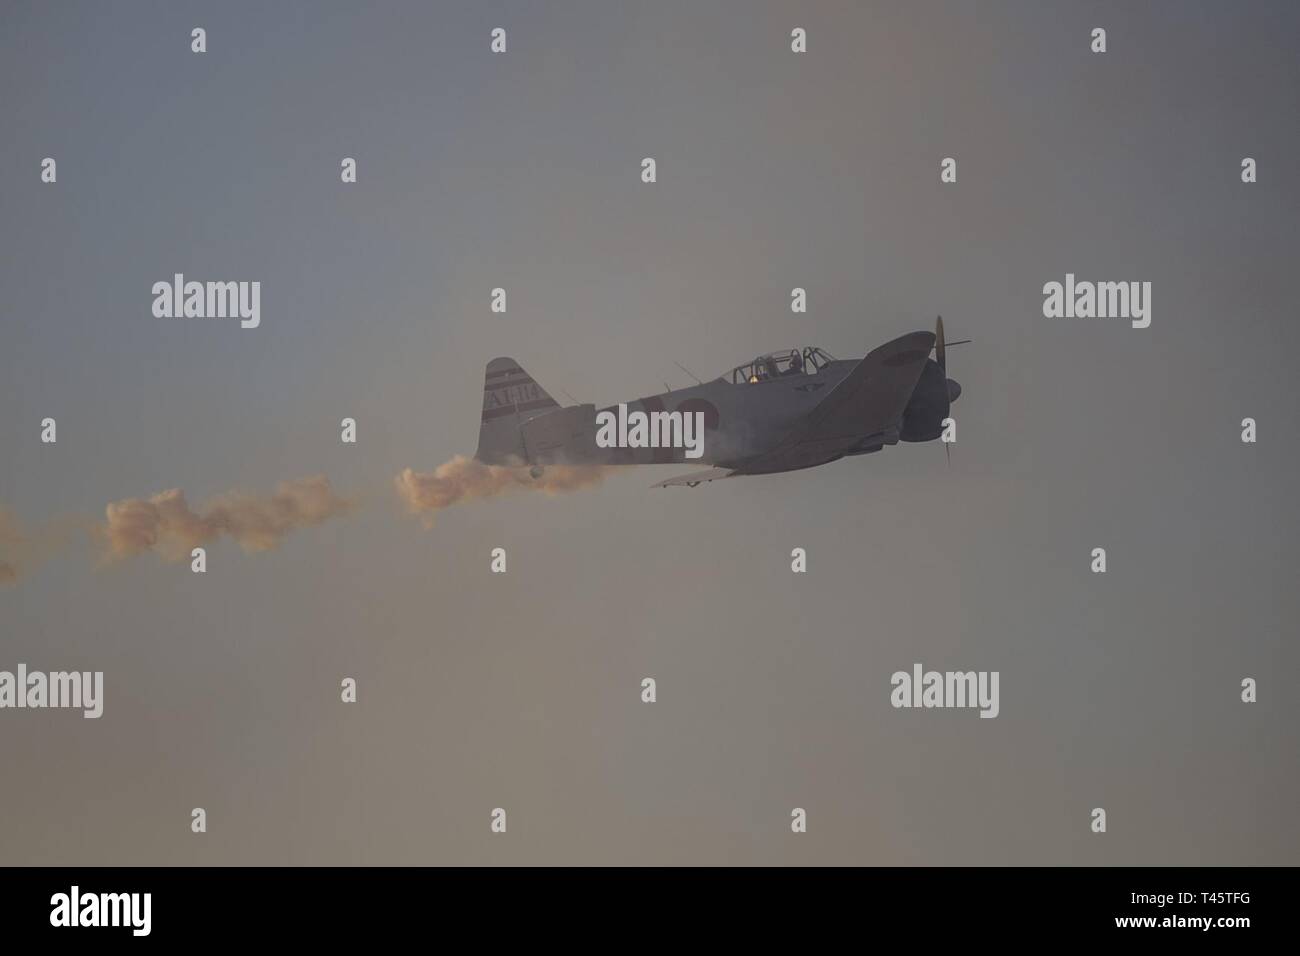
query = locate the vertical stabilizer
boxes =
[475,357,560,464]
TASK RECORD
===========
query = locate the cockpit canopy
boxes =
[724,347,836,384]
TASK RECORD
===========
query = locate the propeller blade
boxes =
[936,317,957,468]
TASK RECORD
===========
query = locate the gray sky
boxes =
[1,0,1297,864]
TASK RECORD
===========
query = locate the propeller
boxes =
[933,315,970,465]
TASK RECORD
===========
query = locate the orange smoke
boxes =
[395,456,611,526]
[100,475,355,562]
[0,507,82,585]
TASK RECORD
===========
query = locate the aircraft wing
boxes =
[740,330,935,474]
[652,467,736,488]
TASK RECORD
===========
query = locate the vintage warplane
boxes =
[475,317,966,486]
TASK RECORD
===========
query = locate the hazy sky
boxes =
[1,0,1297,864]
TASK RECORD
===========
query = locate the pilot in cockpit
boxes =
[782,352,804,376]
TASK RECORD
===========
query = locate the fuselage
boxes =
[580,360,858,468]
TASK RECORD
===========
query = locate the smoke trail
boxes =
[100,475,355,562]
[0,507,81,585]
[395,455,612,526]
[0,510,19,584]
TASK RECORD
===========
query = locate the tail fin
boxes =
[475,357,561,464]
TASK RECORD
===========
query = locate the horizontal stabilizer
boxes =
[652,467,736,489]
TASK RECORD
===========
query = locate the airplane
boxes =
[474,317,966,487]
